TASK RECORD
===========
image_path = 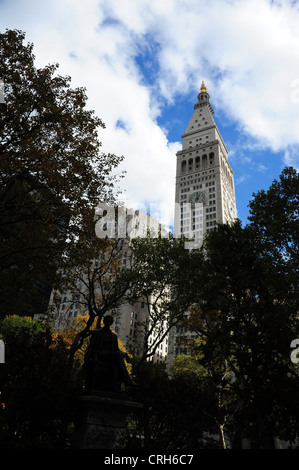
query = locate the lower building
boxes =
[41,208,170,363]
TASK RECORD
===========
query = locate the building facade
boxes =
[168,82,237,365]
[45,209,170,363]
[39,83,237,369]
[174,81,237,246]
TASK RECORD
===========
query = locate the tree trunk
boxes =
[219,424,227,449]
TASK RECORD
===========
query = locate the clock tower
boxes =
[173,81,237,245]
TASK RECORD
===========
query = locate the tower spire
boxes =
[199,80,208,94]
[195,80,213,114]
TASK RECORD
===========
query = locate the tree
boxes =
[173,324,238,449]
[183,219,299,448]
[0,29,123,318]
[127,233,200,369]
[248,165,299,319]
[127,168,299,448]
[248,166,298,263]
[127,358,222,449]
[51,235,140,370]
[59,313,132,375]
[53,231,198,373]
[0,315,78,448]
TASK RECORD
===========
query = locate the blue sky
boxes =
[1,0,299,229]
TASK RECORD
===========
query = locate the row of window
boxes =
[68,311,79,318]
[207,221,217,227]
[180,174,215,187]
[60,302,82,312]
[181,220,203,226]
[182,229,203,236]
[180,194,216,205]
[181,181,215,194]
[188,133,209,145]
[181,169,215,181]
[181,153,215,173]
[181,213,216,225]
[181,212,203,220]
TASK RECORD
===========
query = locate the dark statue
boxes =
[83,315,135,394]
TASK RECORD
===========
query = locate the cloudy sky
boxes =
[1,0,299,228]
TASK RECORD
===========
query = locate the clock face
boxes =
[189,191,206,205]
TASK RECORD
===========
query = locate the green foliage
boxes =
[0,315,81,448]
[126,168,299,447]
[248,165,299,321]
[170,354,208,381]
[127,360,222,449]
[1,33,298,448]
[0,29,123,318]
[127,234,201,366]
[248,166,299,262]
[184,198,299,447]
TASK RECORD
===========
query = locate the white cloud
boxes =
[236,175,249,185]
[1,0,299,226]
[284,145,299,170]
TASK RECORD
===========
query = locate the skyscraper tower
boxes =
[174,81,237,245]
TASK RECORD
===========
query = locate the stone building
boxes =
[46,209,170,363]
[173,81,236,246]
[40,82,237,369]
[168,82,237,365]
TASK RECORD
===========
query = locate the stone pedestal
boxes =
[71,392,143,449]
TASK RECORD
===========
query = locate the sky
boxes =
[1,0,299,230]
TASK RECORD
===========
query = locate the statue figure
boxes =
[83,315,135,394]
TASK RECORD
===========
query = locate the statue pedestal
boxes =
[71,392,143,449]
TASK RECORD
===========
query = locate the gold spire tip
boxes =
[200,80,208,93]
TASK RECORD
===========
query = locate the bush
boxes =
[0,315,81,448]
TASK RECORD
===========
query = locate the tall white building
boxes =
[39,83,237,369]
[168,82,237,364]
[174,81,237,245]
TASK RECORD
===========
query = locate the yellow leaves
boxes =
[117,336,133,375]
[60,313,94,344]
[60,313,132,372]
